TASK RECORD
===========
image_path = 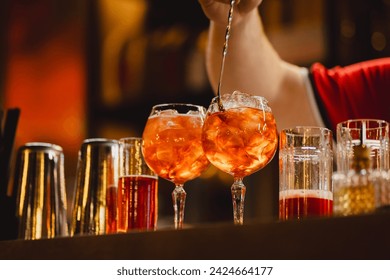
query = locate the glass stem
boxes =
[172,185,186,230]
[231,178,246,225]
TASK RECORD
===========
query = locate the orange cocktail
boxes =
[202,91,278,225]
[142,103,209,229]
[143,113,209,184]
[202,107,277,177]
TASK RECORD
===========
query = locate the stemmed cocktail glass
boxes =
[142,103,210,229]
[202,91,278,225]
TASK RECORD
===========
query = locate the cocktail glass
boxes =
[202,91,278,225]
[142,103,210,229]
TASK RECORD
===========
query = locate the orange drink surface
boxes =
[202,107,278,178]
[142,113,210,185]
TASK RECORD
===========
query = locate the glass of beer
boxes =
[279,126,333,220]
[202,91,278,225]
[142,104,210,229]
[117,137,158,232]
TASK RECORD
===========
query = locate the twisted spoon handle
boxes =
[217,0,236,111]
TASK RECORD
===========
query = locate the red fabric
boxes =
[310,57,390,133]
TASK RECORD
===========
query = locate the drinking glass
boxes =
[117,137,158,232]
[336,119,389,172]
[142,103,210,229]
[202,91,278,225]
[333,119,390,215]
[279,127,333,220]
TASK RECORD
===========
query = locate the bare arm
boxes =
[199,0,322,129]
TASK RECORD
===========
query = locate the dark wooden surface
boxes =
[1,213,389,260]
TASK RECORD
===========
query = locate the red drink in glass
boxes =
[117,175,158,232]
[279,189,333,220]
[106,185,118,233]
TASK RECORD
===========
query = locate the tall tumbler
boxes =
[71,138,119,235]
[279,127,333,220]
[14,142,68,240]
[117,137,158,232]
[334,119,390,215]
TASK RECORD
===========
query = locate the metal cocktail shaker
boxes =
[14,142,69,240]
[71,138,119,236]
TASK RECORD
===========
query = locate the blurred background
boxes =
[1,0,390,228]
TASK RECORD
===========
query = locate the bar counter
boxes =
[0,213,389,260]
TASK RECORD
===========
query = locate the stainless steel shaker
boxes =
[71,138,119,235]
[14,142,69,240]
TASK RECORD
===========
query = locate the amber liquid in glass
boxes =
[106,185,118,233]
[334,184,375,216]
[117,175,158,232]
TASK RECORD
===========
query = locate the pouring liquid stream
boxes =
[216,0,236,111]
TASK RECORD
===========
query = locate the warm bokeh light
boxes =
[4,1,86,168]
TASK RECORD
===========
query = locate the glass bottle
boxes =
[333,144,376,216]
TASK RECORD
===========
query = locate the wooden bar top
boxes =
[0,213,389,260]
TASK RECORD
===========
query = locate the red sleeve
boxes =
[310,57,390,133]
